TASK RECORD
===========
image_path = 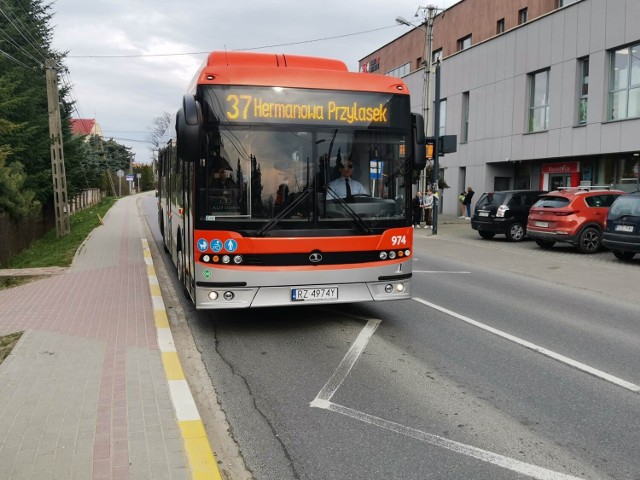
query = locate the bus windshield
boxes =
[194,86,412,232]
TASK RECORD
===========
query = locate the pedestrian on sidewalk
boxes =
[458,191,466,218]
[412,191,423,228]
[463,186,475,218]
[423,188,434,228]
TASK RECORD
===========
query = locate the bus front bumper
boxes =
[194,280,411,309]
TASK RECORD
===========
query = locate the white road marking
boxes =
[413,297,640,393]
[311,319,380,406]
[322,402,585,480]
[311,319,588,480]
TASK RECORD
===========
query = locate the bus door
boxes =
[183,161,195,296]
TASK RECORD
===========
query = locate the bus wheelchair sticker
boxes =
[210,239,223,252]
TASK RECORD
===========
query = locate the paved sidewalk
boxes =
[0,194,220,480]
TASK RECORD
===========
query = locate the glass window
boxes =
[386,62,410,78]
[461,92,469,142]
[439,99,447,136]
[609,43,640,120]
[529,69,550,132]
[432,49,442,65]
[496,18,505,34]
[519,8,528,24]
[458,35,472,51]
[578,57,589,124]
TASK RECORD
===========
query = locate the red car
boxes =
[527,188,625,253]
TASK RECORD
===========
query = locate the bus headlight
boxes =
[208,291,218,301]
[385,284,393,293]
[379,252,388,260]
[389,251,397,259]
[222,255,230,264]
[396,283,405,292]
[233,255,243,264]
[223,291,235,301]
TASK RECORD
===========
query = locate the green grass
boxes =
[0,332,23,365]
[8,196,117,269]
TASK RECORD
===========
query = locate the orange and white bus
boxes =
[157,51,426,309]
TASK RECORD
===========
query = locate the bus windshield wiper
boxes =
[325,186,373,235]
[255,187,314,237]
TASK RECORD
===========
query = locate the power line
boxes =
[66,24,400,58]
[0,1,48,65]
[0,45,34,69]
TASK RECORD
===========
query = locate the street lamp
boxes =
[396,6,441,195]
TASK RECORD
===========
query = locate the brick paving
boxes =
[0,195,189,479]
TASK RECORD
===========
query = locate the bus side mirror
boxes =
[176,94,203,162]
[412,113,427,170]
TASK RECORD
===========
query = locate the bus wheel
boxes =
[160,217,169,253]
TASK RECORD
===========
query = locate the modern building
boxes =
[360,0,640,215]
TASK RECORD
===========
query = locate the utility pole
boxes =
[398,6,441,194]
[45,59,70,237]
[432,62,441,235]
[417,5,439,194]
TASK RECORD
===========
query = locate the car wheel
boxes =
[506,222,525,242]
[535,239,555,249]
[577,227,601,254]
[613,250,635,261]
[478,231,495,239]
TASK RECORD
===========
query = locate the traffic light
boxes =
[426,137,435,160]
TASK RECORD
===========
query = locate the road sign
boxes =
[117,169,124,178]
[126,174,134,182]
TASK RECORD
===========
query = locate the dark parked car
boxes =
[471,190,547,241]
[602,191,640,260]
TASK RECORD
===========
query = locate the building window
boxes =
[529,69,550,132]
[432,49,442,65]
[416,57,423,70]
[385,62,410,78]
[462,92,470,142]
[578,57,589,124]
[457,35,472,52]
[438,99,447,136]
[609,43,640,121]
[496,18,505,34]
[558,0,579,6]
[518,8,528,24]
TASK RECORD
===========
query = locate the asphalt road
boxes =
[141,195,640,480]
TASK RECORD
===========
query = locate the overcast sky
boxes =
[51,0,455,164]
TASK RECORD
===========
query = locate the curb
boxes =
[142,238,223,480]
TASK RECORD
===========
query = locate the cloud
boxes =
[52,0,455,163]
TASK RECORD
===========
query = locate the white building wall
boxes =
[403,0,640,215]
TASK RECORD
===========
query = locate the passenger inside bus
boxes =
[205,154,240,215]
[208,155,236,189]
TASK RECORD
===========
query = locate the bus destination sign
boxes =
[203,87,397,128]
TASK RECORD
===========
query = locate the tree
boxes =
[0,0,83,207]
[0,146,41,219]
[146,112,172,155]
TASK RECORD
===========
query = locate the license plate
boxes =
[291,287,338,302]
[534,221,549,228]
[615,225,634,232]
[479,211,489,217]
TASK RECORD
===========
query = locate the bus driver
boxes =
[327,158,368,201]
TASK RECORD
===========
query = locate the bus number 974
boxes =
[391,235,407,246]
